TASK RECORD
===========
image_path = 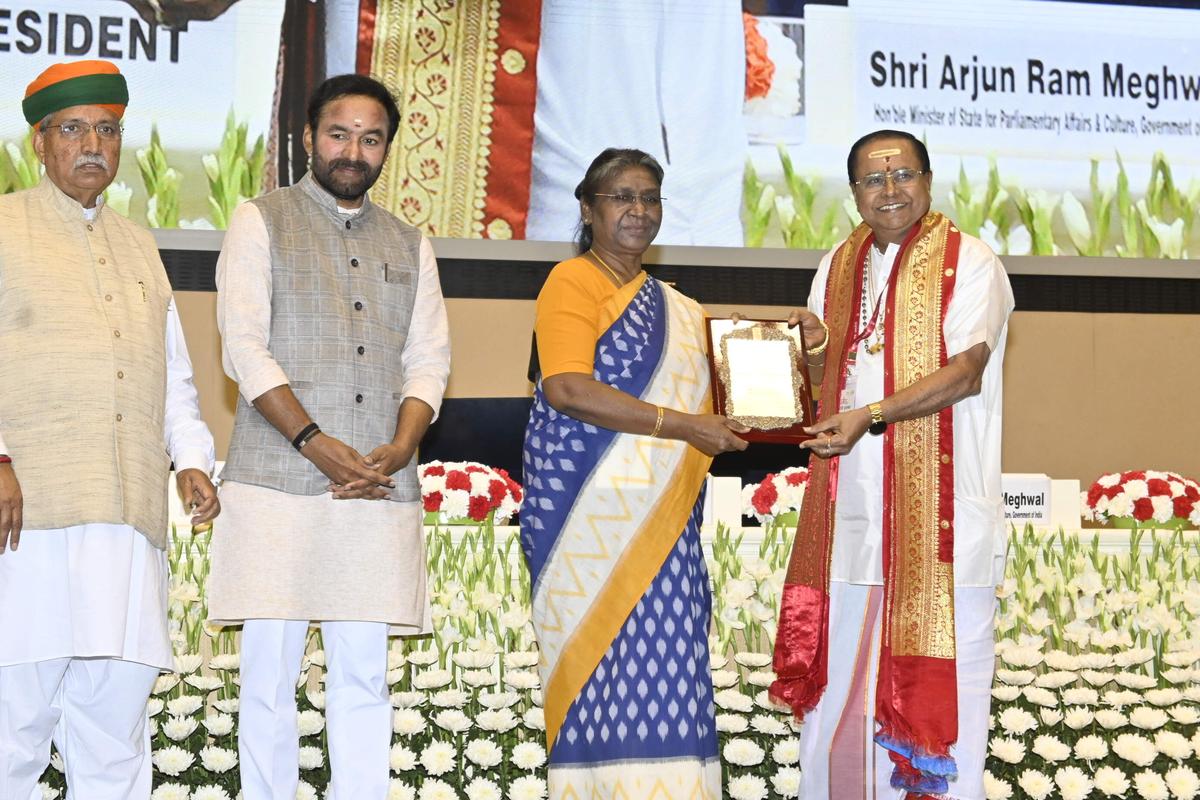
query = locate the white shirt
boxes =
[215,201,451,415]
[0,199,215,668]
[809,232,1014,587]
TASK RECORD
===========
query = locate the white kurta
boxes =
[207,201,449,629]
[525,0,747,246]
[0,292,215,670]
[808,232,1015,587]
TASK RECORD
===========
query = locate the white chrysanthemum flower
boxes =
[212,698,238,714]
[207,653,240,671]
[507,775,547,800]
[391,691,425,709]
[1165,765,1200,800]
[727,774,768,800]
[1095,709,1128,729]
[1061,687,1100,705]
[295,780,318,800]
[392,708,427,736]
[1078,652,1115,669]
[714,689,755,713]
[1093,765,1131,797]
[502,670,541,691]
[147,697,165,717]
[1104,689,1144,708]
[722,738,765,766]
[771,737,800,765]
[150,784,191,800]
[453,650,496,670]
[1114,647,1156,668]
[151,745,194,776]
[991,685,1020,701]
[475,708,519,732]
[753,689,790,714]
[405,648,440,666]
[1022,686,1058,708]
[192,786,231,800]
[476,691,519,710]
[1034,670,1077,689]
[1163,650,1200,668]
[1145,688,1184,707]
[1134,769,1171,800]
[1153,730,1193,761]
[732,652,773,669]
[997,706,1038,735]
[1112,732,1158,767]
[1053,766,1094,800]
[174,653,203,674]
[465,738,503,768]
[465,777,501,800]
[461,669,498,688]
[1128,706,1169,730]
[522,707,545,731]
[430,689,470,709]
[417,779,456,800]
[297,745,323,770]
[511,741,547,770]
[1001,645,1044,668]
[1073,734,1108,761]
[1039,708,1064,727]
[389,743,416,773]
[1016,769,1054,800]
[988,737,1025,764]
[162,715,198,741]
[749,713,789,736]
[184,675,223,692]
[769,767,801,799]
[412,669,453,690]
[419,741,456,776]
[1169,705,1200,725]
[983,770,1013,800]
[995,669,1035,686]
[201,713,234,737]
[198,745,237,773]
[716,713,749,733]
[388,779,416,800]
[296,709,325,736]
[1080,669,1115,687]
[36,783,60,800]
[166,695,203,717]
[744,669,775,688]
[503,650,541,669]
[710,669,740,689]
[1063,707,1094,730]
[1032,734,1070,762]
[1161,668,1195,685]
[1114,672,1157,690]
[432,709,472,733]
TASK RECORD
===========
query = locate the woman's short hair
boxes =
[573,148,664,253]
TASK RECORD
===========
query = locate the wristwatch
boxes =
[867,402,887,436]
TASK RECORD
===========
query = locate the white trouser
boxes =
[238,619,391,800]
[798,581,997,800]
[0,657,159,800]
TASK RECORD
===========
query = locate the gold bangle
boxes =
[650,405,665,438]
[806,319,830,358]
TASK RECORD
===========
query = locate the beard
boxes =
[310,151,383,203]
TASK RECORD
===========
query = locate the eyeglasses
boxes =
[593,193,664,209]
[853,168,924,191]
[42,122,124,140]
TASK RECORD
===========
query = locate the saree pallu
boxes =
[521,274,721,799]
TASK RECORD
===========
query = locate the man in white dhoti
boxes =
[0,59,219,800]
[207,73,451,800]
[772,129,1014,800]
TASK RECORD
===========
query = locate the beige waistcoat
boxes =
[0,178,173,548]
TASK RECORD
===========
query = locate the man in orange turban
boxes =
[0,60,220,799]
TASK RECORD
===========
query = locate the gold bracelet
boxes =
[650,405,665,438]
[806,319,830,357]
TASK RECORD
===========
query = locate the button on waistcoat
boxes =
[0,178,172,547]
[221,174,422,501]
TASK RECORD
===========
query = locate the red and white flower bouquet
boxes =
[419,461,523,525]
[1081,469,1200,530]
[741,466,809,524]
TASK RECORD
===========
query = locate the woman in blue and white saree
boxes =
[521,149,749,800]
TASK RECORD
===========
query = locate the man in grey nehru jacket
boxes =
[207,74,450,800]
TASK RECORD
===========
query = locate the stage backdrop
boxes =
[1,0,1198,257]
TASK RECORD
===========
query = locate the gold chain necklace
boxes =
[589,249,629,286]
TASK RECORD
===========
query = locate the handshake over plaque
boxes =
[705,318,817,444]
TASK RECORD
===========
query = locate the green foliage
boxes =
[203,110,267,229]
[137,126,182,228]
[742,158,776,248]
[775,144,840,249]
[0,132,41,194]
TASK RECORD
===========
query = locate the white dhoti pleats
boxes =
[798,581,997,800]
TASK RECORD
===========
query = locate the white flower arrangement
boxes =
[740,468,809,524]
[419,461,524,524]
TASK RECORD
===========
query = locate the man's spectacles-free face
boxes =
[42,122,124,140]
[853,168,924,192]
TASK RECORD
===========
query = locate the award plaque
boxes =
[705,318,816,443]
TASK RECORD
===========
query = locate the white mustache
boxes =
[74,154,110,170]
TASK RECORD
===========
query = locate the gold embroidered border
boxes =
[368,1,499,237]
[887,215,955,660]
